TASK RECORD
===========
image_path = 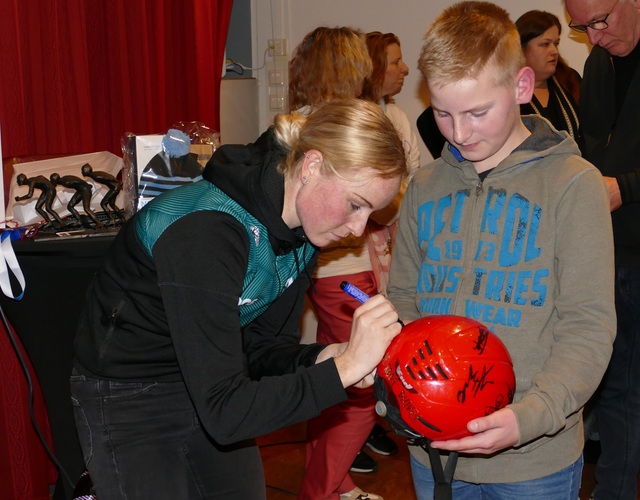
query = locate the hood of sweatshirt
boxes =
[440,115,581,182]
[202,128,312,255]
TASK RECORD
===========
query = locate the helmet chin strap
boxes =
[419,440,458,500]
[374,375,458,500]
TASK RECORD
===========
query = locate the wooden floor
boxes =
[258,422,608,500]
[259,420,416,500]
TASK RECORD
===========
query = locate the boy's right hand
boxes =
[429,407,519,454]
[333,294,402,388]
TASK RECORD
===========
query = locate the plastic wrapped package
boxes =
[121,121,220,217]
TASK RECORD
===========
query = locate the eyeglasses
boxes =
[569,0,619,33]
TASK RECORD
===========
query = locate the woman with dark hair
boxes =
[516,10,582,145]
[298,31,420,500]
[361,31,420,169]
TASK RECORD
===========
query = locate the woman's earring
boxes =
[302,176,308,185]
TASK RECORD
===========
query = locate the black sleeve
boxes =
[243,251,327,378]
[153,211,346,445]
[617,168,640,204]
[416,107,447,159]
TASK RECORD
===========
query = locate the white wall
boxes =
[252,0,592,163]
[220,78,260,144]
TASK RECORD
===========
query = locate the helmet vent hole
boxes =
[435,363,448,379]
[417,416,442,433]
[424,340,432,355]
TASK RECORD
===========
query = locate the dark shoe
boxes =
[73,470,97,499]
[365,424,398,456]
[350,451,378,473]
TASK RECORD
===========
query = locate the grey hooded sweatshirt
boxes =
[387,115,616,483]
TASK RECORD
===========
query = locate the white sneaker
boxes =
[339,486,384,500]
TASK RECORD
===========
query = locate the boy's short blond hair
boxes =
[419,1,525,89]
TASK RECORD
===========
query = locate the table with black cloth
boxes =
[0,233,115,500]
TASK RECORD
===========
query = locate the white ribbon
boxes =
[0,231,25,300]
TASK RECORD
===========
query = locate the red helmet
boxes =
[375,315,515,441]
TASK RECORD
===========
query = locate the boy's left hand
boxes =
[429,407,519,455]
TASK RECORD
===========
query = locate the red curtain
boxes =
[0,322,56,500]
[0,0,233,158]
[0,2,233,497]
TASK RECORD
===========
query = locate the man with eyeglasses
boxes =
[565,1,640,499]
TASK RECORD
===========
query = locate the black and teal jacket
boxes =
[73,129,347,444]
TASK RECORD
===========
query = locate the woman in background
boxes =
[298,31,420,500]
[288,26,372,115]
[516,10,582,145]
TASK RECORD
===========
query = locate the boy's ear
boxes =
[514,66,535,105]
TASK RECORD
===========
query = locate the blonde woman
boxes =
[71,99,407,500]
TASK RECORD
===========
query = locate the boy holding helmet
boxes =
[387,2,616,498]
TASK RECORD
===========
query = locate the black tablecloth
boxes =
[0,233,115,499]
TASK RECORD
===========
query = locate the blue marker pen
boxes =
[340,281,405,327]
[340,281,371,304]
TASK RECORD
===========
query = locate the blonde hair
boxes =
[288,27,372,111]
[419,1,525,89]
[274,98,407,182]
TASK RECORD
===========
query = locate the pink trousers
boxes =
[297,272,378,500]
